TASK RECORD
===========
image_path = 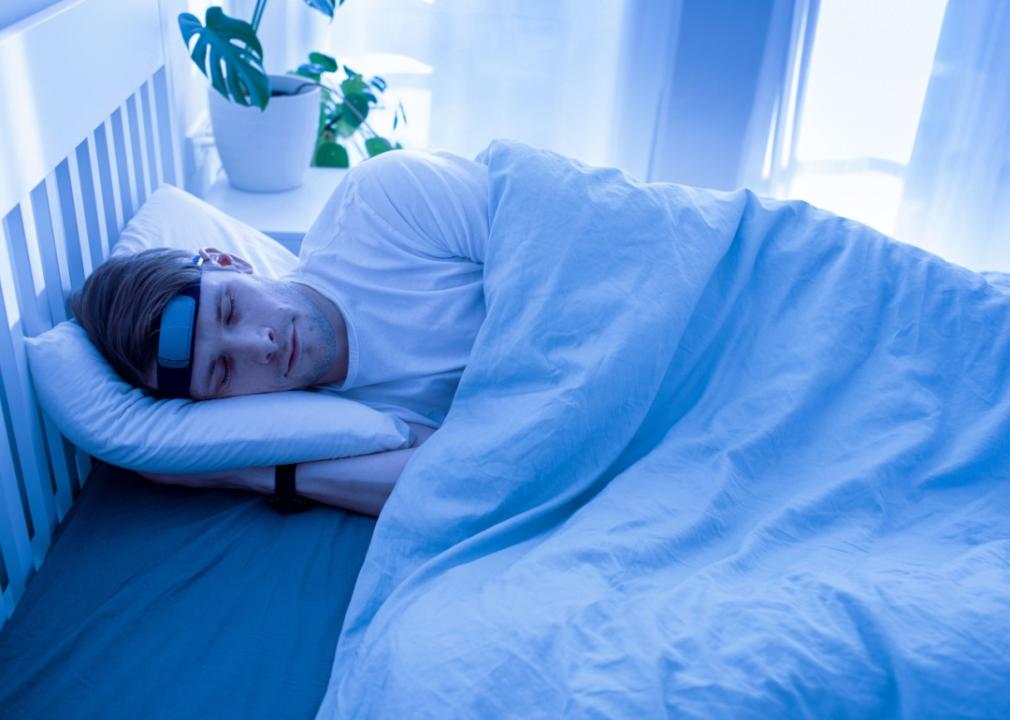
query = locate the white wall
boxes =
[159,0,221,194]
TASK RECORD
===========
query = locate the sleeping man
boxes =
[69,149,490,517]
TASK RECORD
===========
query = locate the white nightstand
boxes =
[201,167,349,255]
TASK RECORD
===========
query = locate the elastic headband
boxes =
[155,255,204,398]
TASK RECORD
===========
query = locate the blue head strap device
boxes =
[155,255,204,399]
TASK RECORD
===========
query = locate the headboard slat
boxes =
[109,107,135,224]
[0,395,31,603]
[2,208,46,337]
[0,338,35,619]
[0,367,33,551]
[140,80,162,194]
[0,322,35,554]
[92,120,121,251]
[126,93,149,208]
[153,66,179,187]
[38,406,75,517]
[55,158,87,289]
[29,180,67,326]
[74,139,106,276]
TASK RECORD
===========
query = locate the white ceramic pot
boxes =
[208,74,320,193]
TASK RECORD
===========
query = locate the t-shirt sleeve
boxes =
[339,148,490,264]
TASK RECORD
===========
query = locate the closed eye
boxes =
[215,292,235,395]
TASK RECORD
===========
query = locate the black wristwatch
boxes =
[268,464,317,514]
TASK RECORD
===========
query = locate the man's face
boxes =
[146,251,340,399]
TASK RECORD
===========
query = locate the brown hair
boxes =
[68,248,202,391]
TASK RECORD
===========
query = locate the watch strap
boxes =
[269,463,316,514]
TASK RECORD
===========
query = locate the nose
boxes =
[227,325,279,366]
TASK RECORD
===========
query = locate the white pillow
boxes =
[110,185,297,278]
[25,322,412,474]
[25,185,414,474]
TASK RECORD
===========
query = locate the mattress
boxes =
[0,461,374,719]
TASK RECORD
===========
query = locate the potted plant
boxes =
[293,51,406,169]
[178,0,404,192]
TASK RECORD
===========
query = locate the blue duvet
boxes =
[315,139,1010,719]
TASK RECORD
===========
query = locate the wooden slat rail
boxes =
[0,0,182,628]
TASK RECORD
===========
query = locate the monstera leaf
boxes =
[303,0,344,18]
[179,7,270,109]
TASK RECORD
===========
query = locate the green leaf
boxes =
[365,137,393,157]
[179,8,270,109]
[308,52,338,73]
[302,0,339,18]
[337,94,371,133]
[314,141,349,167]
[341,76,369,95]
[295,63,323,81]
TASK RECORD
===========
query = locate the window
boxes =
[774,0,947,237]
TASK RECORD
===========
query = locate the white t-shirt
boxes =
[282,149,489,429]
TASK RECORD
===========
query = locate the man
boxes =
[69,148,490,516]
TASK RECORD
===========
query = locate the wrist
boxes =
[269,463,319,514]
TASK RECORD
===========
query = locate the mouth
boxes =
[286,321,299,377]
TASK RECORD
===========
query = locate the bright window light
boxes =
[342,52,433,78]
[785,0,947,237]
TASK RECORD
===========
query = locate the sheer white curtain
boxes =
[896,1,1010,272]
[228,0,670,175]
[765,0,1010,272]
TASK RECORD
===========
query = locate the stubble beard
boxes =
[272,278,337,389]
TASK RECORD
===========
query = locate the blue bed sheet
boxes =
[0,461,374,720]
[316,140,1010,719]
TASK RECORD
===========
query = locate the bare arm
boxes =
[140,421,437,518]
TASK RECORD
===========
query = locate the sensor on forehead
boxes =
[155,255,204,398]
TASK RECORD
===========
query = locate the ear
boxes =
[199,247,254,274]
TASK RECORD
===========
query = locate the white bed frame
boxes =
[0,0,183,629]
